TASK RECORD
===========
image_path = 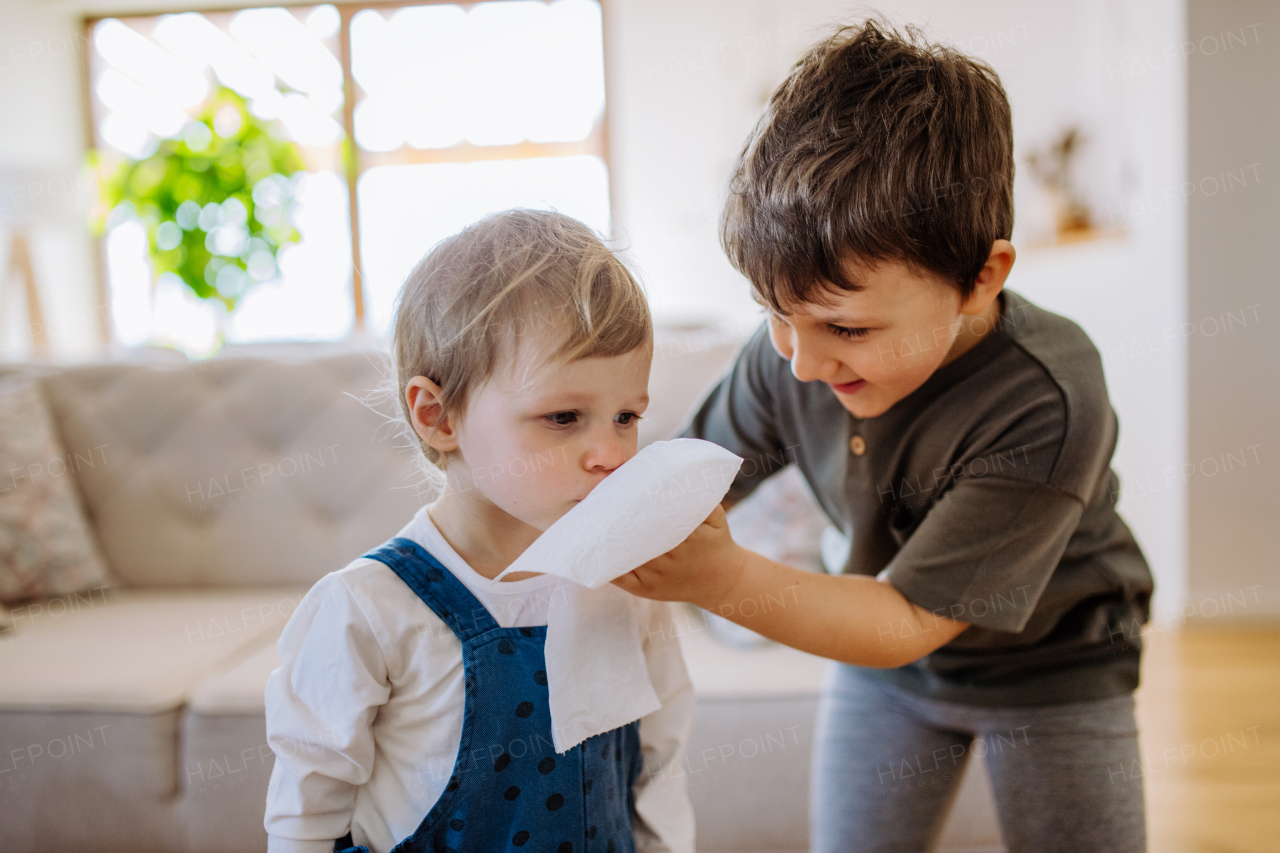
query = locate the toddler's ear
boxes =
[963,239,1016,315]
[406,375,460,453]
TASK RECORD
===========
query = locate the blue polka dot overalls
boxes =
[333,537,643,853]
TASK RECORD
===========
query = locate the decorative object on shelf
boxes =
[1022,123,1131,248]
[1025,126,1096,243]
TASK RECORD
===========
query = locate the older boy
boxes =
[615,19,1152,853]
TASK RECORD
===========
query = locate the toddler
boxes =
[263,209,695,853]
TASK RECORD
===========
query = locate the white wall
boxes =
[606,0,1189,614]
[1185,0,1279,620]
[0,0,102,361]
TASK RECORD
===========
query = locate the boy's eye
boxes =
[544,411,578,427]
[615,412,642,427]
[828,324,870,339]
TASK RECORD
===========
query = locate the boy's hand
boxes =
[612,503,746,608]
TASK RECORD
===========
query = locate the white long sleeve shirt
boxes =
[263,505,696,853]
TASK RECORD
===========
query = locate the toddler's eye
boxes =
[829,324,870,339]
[615,412,642,426]
[544,411,577,427]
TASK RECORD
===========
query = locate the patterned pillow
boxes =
[0,374,114,607]
[725,464,830,574]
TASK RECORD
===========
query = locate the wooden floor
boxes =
[1136,627,1280,853]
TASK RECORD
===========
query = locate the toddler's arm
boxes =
[264,574,391,853]
[629,600,697,853]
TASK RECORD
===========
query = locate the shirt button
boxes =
[849,435,866,455]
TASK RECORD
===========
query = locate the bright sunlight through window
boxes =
[88,0,610,356]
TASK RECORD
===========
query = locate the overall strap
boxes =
[361,537,499,643]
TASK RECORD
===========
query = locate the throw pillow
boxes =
[0,373,114,606]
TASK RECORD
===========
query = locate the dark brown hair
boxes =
[392,209,651,469]
[721,17,1015,307]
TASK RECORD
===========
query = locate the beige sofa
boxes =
[0,331,1003,853]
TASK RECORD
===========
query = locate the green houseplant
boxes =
[93,86,307,328]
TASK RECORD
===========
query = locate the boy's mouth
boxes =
[829,379,867,394]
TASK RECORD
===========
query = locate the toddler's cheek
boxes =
[505,470,581,528]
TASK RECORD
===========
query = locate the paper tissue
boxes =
[487,438,743,751]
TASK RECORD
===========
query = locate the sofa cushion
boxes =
[0,588,304,853]
[179,709,275,853]
[0,374,115,605]
[188,632,283,715]
[29,352,426,588]
[0,587,307,712]
[0,708,185,853]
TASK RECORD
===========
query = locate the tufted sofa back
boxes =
[8,350,429,589]
[1,327,747,591]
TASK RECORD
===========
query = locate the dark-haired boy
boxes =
[615,19,1152,853]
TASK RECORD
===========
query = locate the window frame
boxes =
[80,0,613,342]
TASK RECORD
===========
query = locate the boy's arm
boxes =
[725,547,972,666]
[619,474,1087,666]
[629,601,697,853]
[265,574,391,853]
[615,505,968,667]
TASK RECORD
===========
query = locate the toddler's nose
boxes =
[581,428,627,476]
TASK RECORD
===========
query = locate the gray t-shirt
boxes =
[678,290,1153,706]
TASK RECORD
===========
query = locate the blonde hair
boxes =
[392,209,652,471]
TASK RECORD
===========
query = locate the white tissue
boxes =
[540,579,656,753]
[490,439,743,752]
[495,438,745,587]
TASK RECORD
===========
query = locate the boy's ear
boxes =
[961,239,1016,316]
[405,375,460,454]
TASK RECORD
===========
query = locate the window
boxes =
[87,0,610,356]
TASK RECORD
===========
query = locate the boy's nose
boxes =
[770,323,838,384]
[788,336,839,384]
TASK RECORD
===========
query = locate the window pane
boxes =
[358,156,611,336]
[226,171,354,342]
[351,0,605,150]
[90,7,352,353]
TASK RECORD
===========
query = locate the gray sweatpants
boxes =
[810,664,1147,853]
